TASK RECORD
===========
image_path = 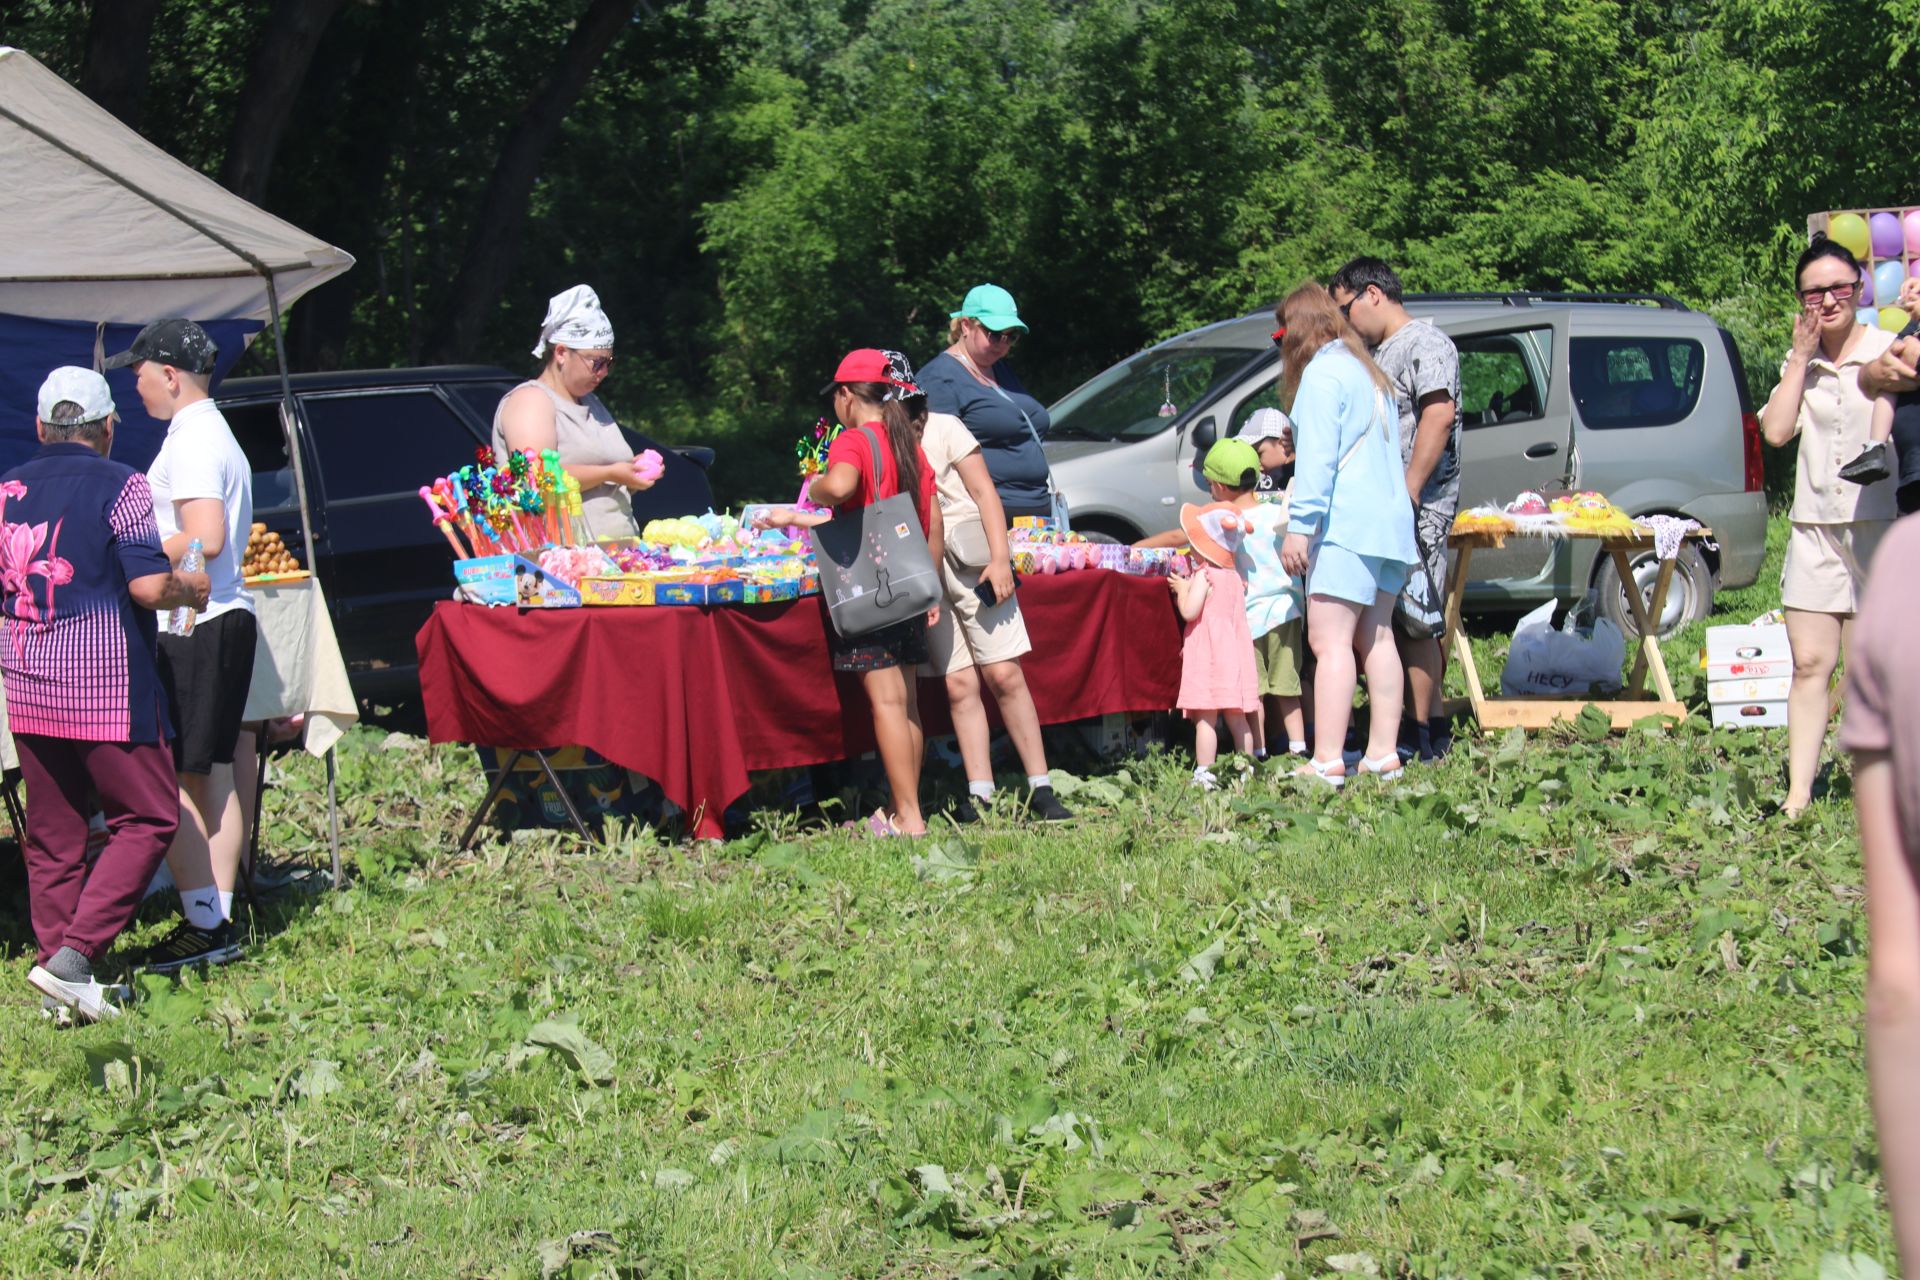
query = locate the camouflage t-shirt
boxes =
[1372,318,1463,513]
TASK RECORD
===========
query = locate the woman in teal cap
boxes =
[917,284,1059,521]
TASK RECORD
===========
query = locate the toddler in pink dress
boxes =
[1172,503,1259,789]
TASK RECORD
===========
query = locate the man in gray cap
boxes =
[5,368,208,1020]
[106,319,256,972]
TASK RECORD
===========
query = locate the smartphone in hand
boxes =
[975,574,1018,607]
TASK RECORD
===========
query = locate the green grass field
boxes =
[0,517,1890,1279]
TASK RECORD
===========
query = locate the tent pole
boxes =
[265,275,317,574]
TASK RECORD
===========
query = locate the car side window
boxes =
[302,390,485,502]
[1569,337,1705,429]
[448,382,522,442]
[1225,374,1285,437]
[219,399,297,512]
[1458,331,1548,428]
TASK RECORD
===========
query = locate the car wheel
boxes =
[1593,541,1714,639]
[1078,530,1121,545]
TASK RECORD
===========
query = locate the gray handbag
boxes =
[809,425,942,638]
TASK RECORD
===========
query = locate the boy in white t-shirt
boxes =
[106,319,255,972]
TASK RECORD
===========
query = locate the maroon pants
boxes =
[15,734,178,964]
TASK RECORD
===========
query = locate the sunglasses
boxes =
[1337,287,1370,320]
[569,352,614,374]
[1797,280,1862,307]
[978,324,1021,348]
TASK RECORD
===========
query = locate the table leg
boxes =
[458,749,526,853]
[1614,548,1678,703]
[1442,545,1487,724]
[529,749,598,846]
[326,747,342,889]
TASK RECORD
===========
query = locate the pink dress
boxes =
[1177,565,1259,715]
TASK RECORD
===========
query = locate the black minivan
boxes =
[216,366,714,709]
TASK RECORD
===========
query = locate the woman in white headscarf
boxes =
[492,284,654,540]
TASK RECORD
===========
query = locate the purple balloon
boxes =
[1872,211,1906,258]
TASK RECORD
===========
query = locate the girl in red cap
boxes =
[765,349,944,834]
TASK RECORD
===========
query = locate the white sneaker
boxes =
[1192,767,1219,791]
[28,967,123,1022]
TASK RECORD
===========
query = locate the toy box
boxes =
[454,553,580,608]
[655,579,746,607]
[579,575,656,606]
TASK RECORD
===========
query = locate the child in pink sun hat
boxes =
[1172,502,1260,789]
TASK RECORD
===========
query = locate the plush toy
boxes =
[634,449,665,483]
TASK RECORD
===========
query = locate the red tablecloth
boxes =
[417,570,1183,838]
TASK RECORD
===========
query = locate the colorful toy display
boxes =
[420,446,585,559]
[1452,506,1517,537]
[1811,204,1920,331]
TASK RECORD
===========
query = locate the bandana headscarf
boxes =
[877,349,925,402]
[532,284,616,358]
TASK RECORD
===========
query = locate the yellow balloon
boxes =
[1828,212,1872,260]
[1880,306,1910,332]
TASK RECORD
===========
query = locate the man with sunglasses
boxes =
[1328,258,1463,763]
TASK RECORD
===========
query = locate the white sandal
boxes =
[1356,753,1404,782]
[1293,757,1346,788]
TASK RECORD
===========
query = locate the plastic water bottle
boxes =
[170,539,204,637]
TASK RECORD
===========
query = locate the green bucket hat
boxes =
[1202,438,1261,488]
[951,283,1027,333]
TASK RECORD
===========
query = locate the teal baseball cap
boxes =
[950,283,1027,333]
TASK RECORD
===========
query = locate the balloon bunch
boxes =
[795,416,843,478]
[418,446,586,559]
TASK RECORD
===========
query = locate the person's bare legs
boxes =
[1357,591,1405,762]
[233,727,258,864]
[979,660,1049,779]
[1785,607,1844,814]
[1306,595,1361,769]
[1400,632,1444,728]
[1192,714,1222,769]
[1223,710,1255,756]
[1274,695,1304,746]
[945,664,993,790]
[167,765,242,906]
[862,666,926,833]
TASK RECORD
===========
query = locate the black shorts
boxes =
[827,617,928,673]
[157,609,258,774]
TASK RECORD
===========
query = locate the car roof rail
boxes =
[1405,290,1689,311]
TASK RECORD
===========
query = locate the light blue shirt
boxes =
[1285,342,1418,564]
[1235,499,1300,637]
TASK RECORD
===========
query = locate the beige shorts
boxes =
[925,558,1033,676]
[1781,520,1889,614]
[1252,619,1304,697]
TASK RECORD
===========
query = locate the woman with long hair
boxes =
[1276,282,1418,785]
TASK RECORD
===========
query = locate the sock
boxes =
[968,780,995,801]
[1026,774,1051,792]
[218,890,234,922]
[180,889,223,930]
[44,946,91,982]
[1288,739,1308,755]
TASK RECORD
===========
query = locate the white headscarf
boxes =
[532,284,616,358]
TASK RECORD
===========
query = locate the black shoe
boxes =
[947,796,982,825]
[1427,716,1454,760]
[1840,440,1893,485]
[139,921,242,974]
[1027,785,1075,822]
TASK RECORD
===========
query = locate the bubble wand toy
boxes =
[417,486,473,559]
[538,448,568,545]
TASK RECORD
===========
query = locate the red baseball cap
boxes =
[819,348,925,399]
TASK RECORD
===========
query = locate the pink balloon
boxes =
[1906,209,1920,254]
[1909,257,1920,280]
[1871,211,1905,258]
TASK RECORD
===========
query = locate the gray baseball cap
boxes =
[104,318,218,373]
[1238,407,1293,443]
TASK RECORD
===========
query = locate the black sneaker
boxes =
[139,921,243,974]
[1840,440,1893,485]
[947,795,982,825]
[1027,785,1075,822]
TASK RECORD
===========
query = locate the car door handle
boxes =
[1524,442,1559,459]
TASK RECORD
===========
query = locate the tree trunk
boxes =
[422,0,641,363]
[219,0,352,204]
[79,0,164,130]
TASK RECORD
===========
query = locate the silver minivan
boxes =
[1042,293,1769,636]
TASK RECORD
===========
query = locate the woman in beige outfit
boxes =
[492,285,654,541]
[1761,240,1897,816]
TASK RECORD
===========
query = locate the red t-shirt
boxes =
[824,422,936,533]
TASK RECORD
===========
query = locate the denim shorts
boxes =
[1307,542,1409,606]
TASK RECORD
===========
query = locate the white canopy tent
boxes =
[0,45,356,884]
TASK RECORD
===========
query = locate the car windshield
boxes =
[1048,345,1269,442]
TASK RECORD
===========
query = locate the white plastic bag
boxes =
[1499,599,1627,697]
